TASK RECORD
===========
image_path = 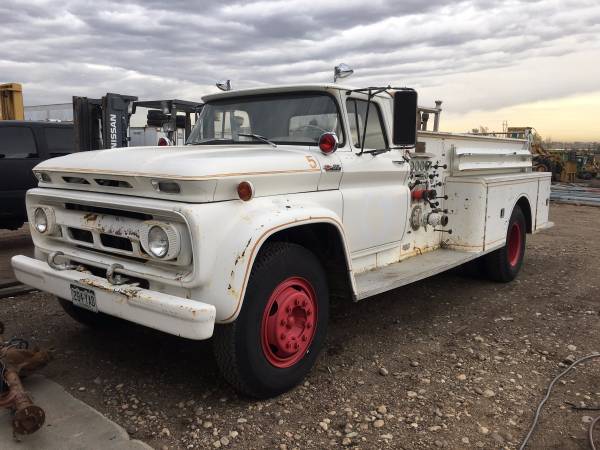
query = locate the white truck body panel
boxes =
[13,83,552,339]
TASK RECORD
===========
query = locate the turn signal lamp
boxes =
[237,181,254,201]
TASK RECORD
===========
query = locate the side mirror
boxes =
[393,89,418,147]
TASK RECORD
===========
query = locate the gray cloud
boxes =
[0,0,599,113]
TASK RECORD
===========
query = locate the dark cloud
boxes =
[0,0,598,113]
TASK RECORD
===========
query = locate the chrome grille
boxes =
[35,202,192,267]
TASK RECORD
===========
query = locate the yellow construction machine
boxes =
[0,83,24,120]
[576,153,600,180]
[506,127,577,182]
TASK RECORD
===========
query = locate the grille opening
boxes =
[77,263,149,289]
[68,227,93,243]
[63,176,90,185]
[95,179,132,188]
[65,203,152,221]
[75,245,148,263]
[100,233,133,252]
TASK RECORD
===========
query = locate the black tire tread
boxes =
[484,206,526,283]
[212,242,321,398]
[57,296,118,329]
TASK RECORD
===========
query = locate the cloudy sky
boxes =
[1,0,599,140]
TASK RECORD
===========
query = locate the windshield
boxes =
[187,92,343,146]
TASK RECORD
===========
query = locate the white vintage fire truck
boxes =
[12,77,552,398]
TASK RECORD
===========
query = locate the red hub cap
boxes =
[261,277,318,368]
[507,221,522,267]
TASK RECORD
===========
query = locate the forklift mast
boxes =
[0,83,25,120]
[72,93,137,152]
[73,94,201,151]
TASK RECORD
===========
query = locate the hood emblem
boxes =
[324,164,341,172]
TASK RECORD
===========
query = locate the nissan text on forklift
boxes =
[12,65,552,398]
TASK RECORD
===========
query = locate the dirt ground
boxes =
[1,203,599,450]
[0,226,31,284]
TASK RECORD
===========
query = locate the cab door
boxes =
[339,96,410,253]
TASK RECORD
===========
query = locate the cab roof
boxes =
[201,84,391,102]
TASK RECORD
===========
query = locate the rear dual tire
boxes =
[484,206,527,282]
[213,242,329,399]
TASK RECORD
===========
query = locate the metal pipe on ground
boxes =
[551,184,600,207]
[0,321,50,436]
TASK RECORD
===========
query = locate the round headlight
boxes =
[34,208,48,233]
[148,226,169,258]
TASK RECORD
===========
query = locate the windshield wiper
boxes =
[363,148,391,156]
[188,138,233,145]
[363,146,411,156]
[238,133,277,148]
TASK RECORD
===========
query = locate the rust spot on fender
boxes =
[227,284,238,299]
[234,238,252,266]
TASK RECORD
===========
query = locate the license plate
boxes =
[70,284,98,313]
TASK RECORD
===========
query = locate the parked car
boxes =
[0,121,74,230]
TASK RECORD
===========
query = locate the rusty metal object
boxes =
[0,321,50,435]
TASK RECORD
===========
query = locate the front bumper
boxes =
[11,255,216,340]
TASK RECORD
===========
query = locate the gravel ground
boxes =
[1,203,599,450]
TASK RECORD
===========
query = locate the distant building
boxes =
[25,103,72,122]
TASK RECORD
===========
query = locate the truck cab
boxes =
[12,84,551,398]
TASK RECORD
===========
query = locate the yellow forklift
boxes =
[0,83,24,120]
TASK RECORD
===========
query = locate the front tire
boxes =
[213,242,329,398]
[484,206,526,282]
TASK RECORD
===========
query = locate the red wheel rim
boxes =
[507,221,522,267]
[260,277,318,368]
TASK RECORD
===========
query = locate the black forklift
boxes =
[72,93,202,151]
[0,93,202,230]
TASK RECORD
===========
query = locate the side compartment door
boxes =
[339,96,410,252]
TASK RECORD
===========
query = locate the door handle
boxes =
[392,160,406,165]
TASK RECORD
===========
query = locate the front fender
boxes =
[181,191,350,322]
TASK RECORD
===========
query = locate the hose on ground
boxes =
[519,352,600,450]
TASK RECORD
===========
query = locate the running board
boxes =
[355,249,484,300]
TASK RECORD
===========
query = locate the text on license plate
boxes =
[70,284,98,313]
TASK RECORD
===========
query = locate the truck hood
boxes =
[34,145,323,203]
